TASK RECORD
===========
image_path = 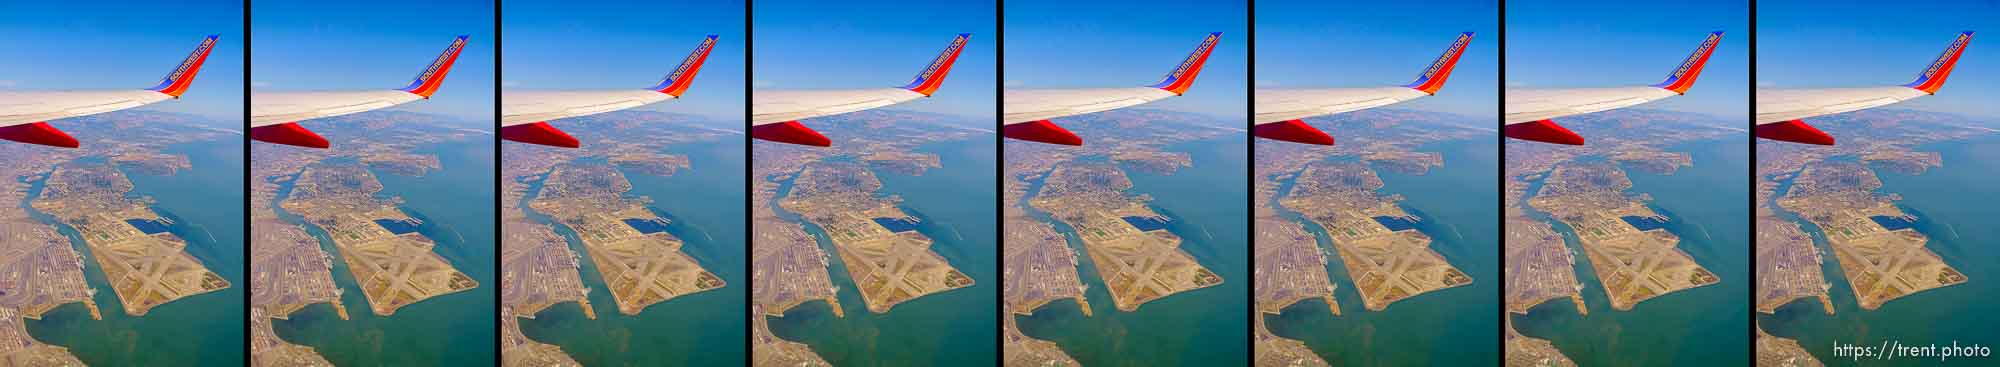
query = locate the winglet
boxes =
[1903,31,1975,94]
[649,35,719,97]
[751,121,832,147]
[1402,32,1474,95]
[1253,120,1334,146]
[146,35,219,98]
[899,33,971,96]
[0,122,80,148]
[1002,120,1083,146]
[1651,31,1723,94]
[501,121,582,148]
[250,122,331,149]
[1504,120,1585,145]
[1149,32,1223,95]
[399,35,469,98]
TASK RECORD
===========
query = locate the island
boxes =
[778,162,972,313]
[32,163,230,316]
[1773,162,1965,309]
[1030,163,1222,311]
[529,164,724,315]
[1527,162,1719,310]
[281,164,478,316]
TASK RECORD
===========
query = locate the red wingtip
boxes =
[1755,120,1835,145]
[751,121,832,147]
[0,122,80,148]
[1002,120,1083,146]
[1504,119,1586,145]
[250,122,331,149]
[1252,119,1334,146]
[500,121,582,148]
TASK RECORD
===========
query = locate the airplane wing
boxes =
[750,33,970,147]
[0,35,218,148]
[1503,31,1723,145]
[1754,31,1973,145]
[250,35,469,149]
[1002,32,1222,146]
[501,35,718,148]
[1253,32,1473,145]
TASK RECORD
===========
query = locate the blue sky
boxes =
[1005,0,1247,121]
[0,1,245,123]
[1257,0,1497,118]
[253,0,494,122]
[754,0,996,120]
[1507,0,1748,118]
[504,0,744,121]
[1759,0,1998,118]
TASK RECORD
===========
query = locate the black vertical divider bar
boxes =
[994,0,1007,362]
[1244,0,1257,363]
[492,0,504,361]
[241,0,254,361]
[1495,0,1508,360]
[743,1,756,365]
[1746,1,1758,364]
[744,0,756,365]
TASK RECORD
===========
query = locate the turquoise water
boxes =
[270,138,496,366]
[1014,136,1249,366]
[518,139,749,365]
[22,138,246,366]
[1264,138,1501,365]
[1513,137,1749,366]
[766,136,999,365]
[1759,134,2000,366]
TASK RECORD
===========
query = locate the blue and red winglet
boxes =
[1651,31,1723,94]
[1903,31,1975,94]
[147,35,219,98]
[399,35,469,98]
[900,33,971,96]
[1402,32,1474,95]
[649,35,719,97]
[1149,32,1223,95]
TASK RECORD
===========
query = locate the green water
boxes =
[1759,134,2000,366]
[517,139,749,365]
[767,136,1000,365]
[21,138,246,365]
[1263,138,1500,365]
[1512,137,1750,366]
[270,138,497,366]
[1014,136,1250,366]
